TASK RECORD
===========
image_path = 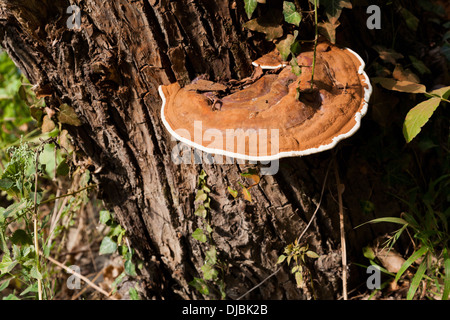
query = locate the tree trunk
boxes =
[0,0,397,299]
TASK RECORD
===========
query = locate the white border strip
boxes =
[159,48,372,161]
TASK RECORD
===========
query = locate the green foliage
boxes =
[244,0,258,19]
[190,170,226,299]
[283,2,301,27]
[374,77,450,142]
[277,240,319,289]
[359,173,450,300]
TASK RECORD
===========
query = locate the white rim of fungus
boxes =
[159,48,372,161]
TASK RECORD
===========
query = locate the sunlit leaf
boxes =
[244,0,258,19]
[283,2,302,26]
[403,97,441,143]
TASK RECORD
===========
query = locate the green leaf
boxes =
[442,249,450,300]
[318,20,339,44]
[430,86,450,99]
[363,246,376,260]
[99,210,112,225]
[205,246,217,265]
[201,264,218,281]
[228,186,238,198]
[0,179,13,191]
[99,236,117,255]
[2,293,19,300]
[189,277,209,295]
[409,55,431,75]
[283,2,302,26]
[306,250,319,259]
[30,265,43,280]
[290,57,302,76]
[58,104,82,126]
[394,246,428,283]
[0,256,18,274]
[129,287,140,300]
[276,34,297,61]
[403,97,442,143]
[356,217,409,229]
[244,0,258,19]
[195,190,208,203]
[56,161,70,177]
[277,254,287,264]
[194,205,207,219]
[10,229,33,246]
[400,7,419,32]
[320,0,352,23]
[406,258,427,300]
[0,279,10,292]
[295,271,303,288]
[124,259,137,277]
[192,228,207,243]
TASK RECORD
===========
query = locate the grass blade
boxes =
[443,250,450,300]
[356,217,408,229]
[394,246,428,283]
[406,258,427,300]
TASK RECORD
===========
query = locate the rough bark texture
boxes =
[0,0,399,299]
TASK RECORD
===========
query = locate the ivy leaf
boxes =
[318,20,339,44]
[403,97,442,143]
[244,12,284,41]
[99,236,117,255]
[195,190,208,203]
[320,0,352,23]
[124,259,137,277]
[189,277,209,295]
[276,34,297,61]
[400,7,419,32]
[201,264,218,281]
[192,228,207,243]
[99,210,112,225]
[290,57,302,76]
[194,205,207,219]
[244,0,258,19]
[129,287,140,300]
[283,2,302,26]
[58,104,82,127]
[205,246,217,265]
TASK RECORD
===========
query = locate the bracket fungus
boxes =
[159,42,372,161]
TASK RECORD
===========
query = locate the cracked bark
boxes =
[0,0,395,299]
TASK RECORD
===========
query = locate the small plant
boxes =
[277,239,319,289]
[189,170,226,299]
[98,210,141,300]
[358,174,450,300]
[228,168,260,202]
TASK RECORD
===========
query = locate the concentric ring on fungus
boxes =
[159,42,372,161]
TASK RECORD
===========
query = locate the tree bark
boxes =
[0,0,398,299]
